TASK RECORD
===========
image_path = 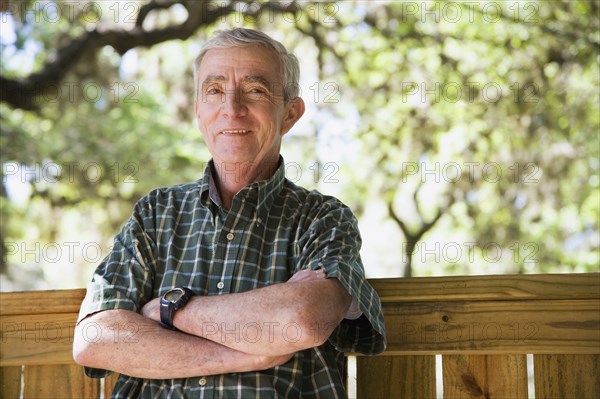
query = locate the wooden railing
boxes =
[1,273,598,398]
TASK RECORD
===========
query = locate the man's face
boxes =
[195,46,304,171]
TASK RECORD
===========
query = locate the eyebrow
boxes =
[202,75,274,88]
[242,75,272,88]
[202,75,226,85]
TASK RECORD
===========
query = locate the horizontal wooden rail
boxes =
[369,273,600,355]
[1,273,599,398]
[370,273,600,302]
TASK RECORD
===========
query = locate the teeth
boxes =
[222,130,249,134]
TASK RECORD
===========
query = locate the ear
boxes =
[280,97,305,136]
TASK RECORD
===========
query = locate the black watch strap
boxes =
[159,301,177,330]
[160,286,194,330]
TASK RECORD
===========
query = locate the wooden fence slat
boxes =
[3,299,597,368]
[442,354,527,399]
[0,275,597,398]
[534,354,600,399]
[0,366,22,398]
[0,289,86,316]
[1,313,77,366]
[356,355,436,399]
[23,364,99,399]
[384,299,600,355]
[371,273,600,302]
[1,274,597,315]
[1,274,596,316]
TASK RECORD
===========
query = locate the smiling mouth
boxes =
[221,129,251,135]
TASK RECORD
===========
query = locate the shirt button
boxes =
[226,232,234,241]
[199,377,207,386]
[217,281,225,289]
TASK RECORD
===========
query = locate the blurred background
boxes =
[1,0,598,291]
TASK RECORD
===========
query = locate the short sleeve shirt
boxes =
[77,158,386,398]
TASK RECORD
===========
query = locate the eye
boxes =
[245,85,269,100]
[204,84,223,95]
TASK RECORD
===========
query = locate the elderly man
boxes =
[73,28,386,398]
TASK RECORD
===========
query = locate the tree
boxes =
[322,0,599,276]
[1,0,598,289]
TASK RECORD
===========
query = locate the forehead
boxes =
[198,46,281,81]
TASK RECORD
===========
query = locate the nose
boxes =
[222,89,247,118]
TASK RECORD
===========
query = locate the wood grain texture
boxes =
[23,364,99,399]
[383,299,600,355]
[0,366,21,398]
[0,289,86,316]
[370,273,599,302]
[534,354,600,399]
[356,355,436,399]
[0,273,596,313]
[3,298,596,365]
[1,313,77,366]
[442,354,527,398]
[0,273,598,398]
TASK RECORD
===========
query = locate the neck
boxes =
[212,160,279,209]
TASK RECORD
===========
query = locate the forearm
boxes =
[173,278,351,355]
[73,309,289,379]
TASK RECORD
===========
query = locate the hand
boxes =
[287,268,326,283]
[141,297,161,323]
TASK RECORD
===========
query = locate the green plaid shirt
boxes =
[78,158,386,398]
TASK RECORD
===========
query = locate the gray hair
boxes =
[194,28,300,103]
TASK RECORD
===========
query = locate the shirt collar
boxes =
[200,157,286,218]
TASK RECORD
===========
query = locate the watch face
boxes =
[164,289,185,302]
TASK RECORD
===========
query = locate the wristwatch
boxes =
[160,286,194,330]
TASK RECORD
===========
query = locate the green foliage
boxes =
[329,0,599,276]
[1,0,598,289]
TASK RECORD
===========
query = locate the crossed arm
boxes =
[73,269,352,379]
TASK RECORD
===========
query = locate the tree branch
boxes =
[136,0,183,28]
[1,0,235,110]
[1,0,326,111]
[394,180,450,244]
[387,199,411,240]
[293,11,345,71]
